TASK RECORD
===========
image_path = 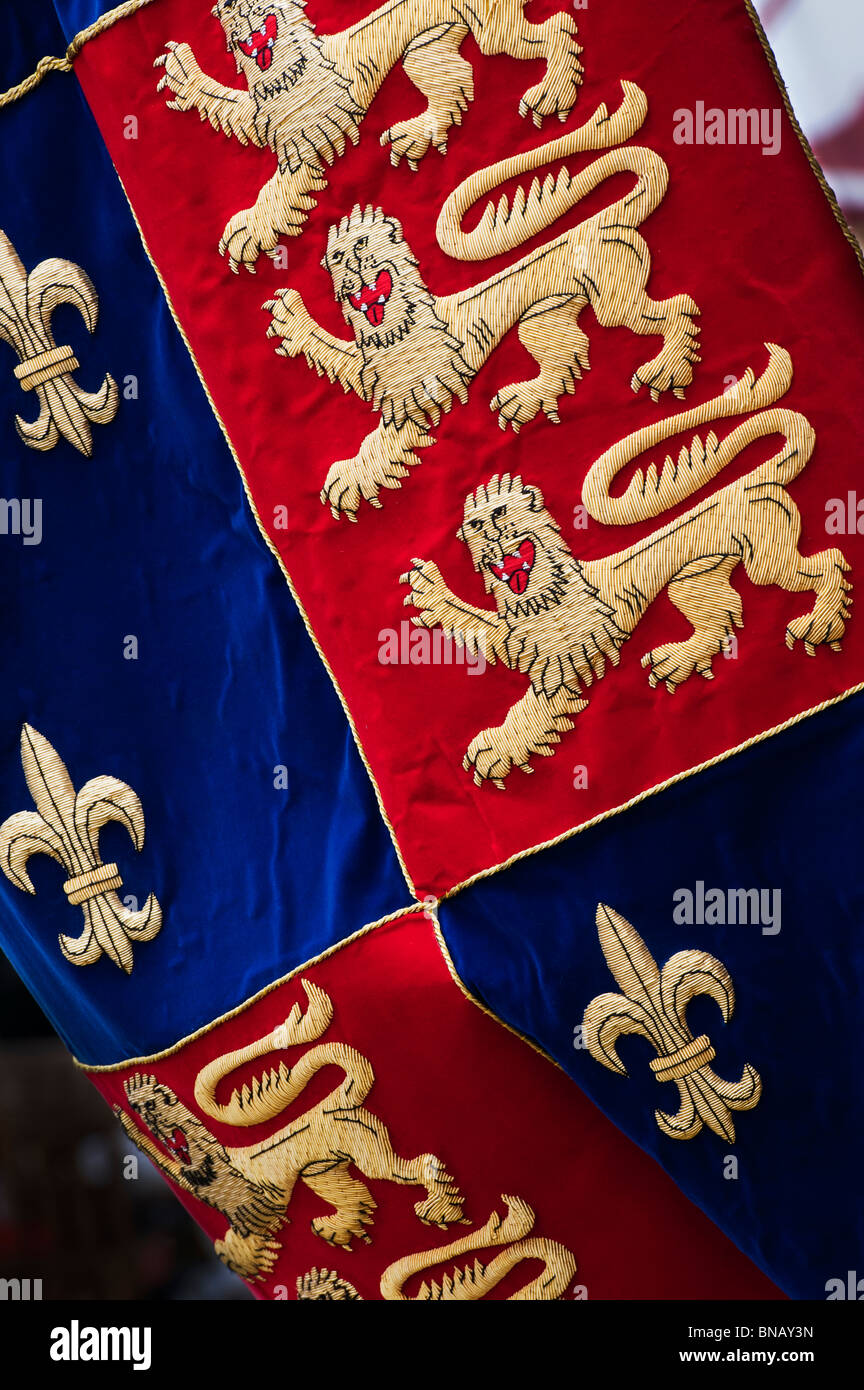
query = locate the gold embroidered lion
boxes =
[264,84,701,520]
[114,980,464,1280]
[154,0,583,271]
[297,1196,577,1300]
[400,346,852,786]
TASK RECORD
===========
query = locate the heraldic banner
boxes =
[0,0,861,1334]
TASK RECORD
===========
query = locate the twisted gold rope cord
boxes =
[0,0,159,108]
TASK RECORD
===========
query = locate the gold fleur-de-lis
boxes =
[583,904,761,1141]
[0,725,161,973]
[0,231,118,456]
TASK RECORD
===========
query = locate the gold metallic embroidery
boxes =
[155,0,583,271]
[0,725,161,973]
[401,346,851,786]
[297,1196,576,1300]
[0,231,118,456]
[379,1195,576,1300]
[115,979,465,1281]
[265,85,702,520]
[296,1268,362,1300]
[583,904,762,1142]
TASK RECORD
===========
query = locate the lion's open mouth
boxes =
[348,270,393,328]
[165,1127,191,1166]
[490,539,535,596]
[237,14,277,71]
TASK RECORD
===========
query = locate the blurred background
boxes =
[0,0,862,1301]
[0,956,251,1299]
[754,0,864,237]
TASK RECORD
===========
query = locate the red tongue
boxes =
[239,15,277,69]
[492,540,535,595]
[170,1128,190,1164]
[349,270,393,327]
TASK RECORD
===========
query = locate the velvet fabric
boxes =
[0,0,408,1064]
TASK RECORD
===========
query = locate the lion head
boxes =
[213,0,362,172]
[124,1073,219,1177]
[459,475,628,694]
[213,0,301,78]
[324,205,473,429]
[458,474,574,617]
[123,1073,286,1240]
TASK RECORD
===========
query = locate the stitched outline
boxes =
[742,0,864,280]
[440,679,864,898]
[76,902,424,1070]
[100,172,416,895]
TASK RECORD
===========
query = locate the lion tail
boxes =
[380,1196,562,1301]
[192,979,376,1127]
[582,344,813,525]
[436,81,659,261]
[381,1197,576,1301]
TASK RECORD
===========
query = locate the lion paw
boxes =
[641,637,726,693]
[465,690,585,787]
[264,288,317,357]
[219,207,285,274]
[786,556,852,655]
[154,41,201,111]
[415,1191,466,1228]
[415,1157,466,1228]
[400,558,446,622]
[380,110,459,168]
[786,605,851,656]
[215,1230,280,1280]
[518,17,583,126]
[320,432,429,521]
[490,382,563,433]
[464,721,562,788]
[320,456,409,521]
[632,351,697,404]
[311,1213,372,1248]
[463,727,521,789]
[632,301,701,402]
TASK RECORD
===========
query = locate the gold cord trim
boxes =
[0,0,857,294]
[430,917,567,1077]
[440,681,864,900]
[0,1,159,108]
[743,0,864,281]
[111,174,416,897]
[75,901,423,1072]
[19,0,859,913]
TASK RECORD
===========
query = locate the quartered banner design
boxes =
[0,0,861,1305]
